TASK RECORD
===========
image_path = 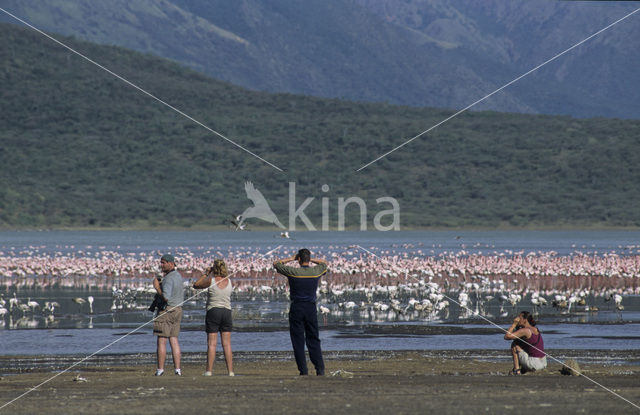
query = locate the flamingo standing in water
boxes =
[27,298,40,313]
[9,293,18,312]
[319,305,330,324]
[614,294,624,319]
[72,297,86,313]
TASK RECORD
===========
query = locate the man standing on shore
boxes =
[273,249,327,376]
[153,254,184,376]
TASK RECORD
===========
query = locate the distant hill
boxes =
[0,0,638,119]
[1,23,640,229]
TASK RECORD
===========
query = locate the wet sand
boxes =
[0,351,639,414]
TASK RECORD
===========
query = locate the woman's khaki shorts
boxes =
[153,306,183,337]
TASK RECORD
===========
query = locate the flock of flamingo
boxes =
[0,244,638,326]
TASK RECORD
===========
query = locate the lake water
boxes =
[0,230,639,365]
[2,229,640,256]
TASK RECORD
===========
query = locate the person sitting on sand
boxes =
[504,311,547,375]
[193,259,234,377]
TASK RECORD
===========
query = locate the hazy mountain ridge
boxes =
[1,0,637,118]
[356,0,640,117]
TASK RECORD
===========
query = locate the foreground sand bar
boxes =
[0,351,638,414]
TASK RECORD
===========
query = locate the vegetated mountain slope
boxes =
[2,23,640,229]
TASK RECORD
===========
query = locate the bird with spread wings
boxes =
[229,215,246,231]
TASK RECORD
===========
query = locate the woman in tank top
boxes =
[504,311,547,375]
[193,259,234,377]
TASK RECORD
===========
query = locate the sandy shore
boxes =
[0,351,638,414]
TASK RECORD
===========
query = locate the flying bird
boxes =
[230,215,247,231]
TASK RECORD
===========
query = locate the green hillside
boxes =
[2,23,640,229]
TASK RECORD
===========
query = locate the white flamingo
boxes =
[9,293,18,312]
[49,301,60,314]
[72,297,86,313]
[27,298,40,312]
[567,294,577,313]
[614,294,624,315]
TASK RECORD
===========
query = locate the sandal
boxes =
[509,368,521,375]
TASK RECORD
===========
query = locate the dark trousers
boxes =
[289,301,324,375]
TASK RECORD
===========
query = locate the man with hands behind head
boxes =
[273,249,327,376]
